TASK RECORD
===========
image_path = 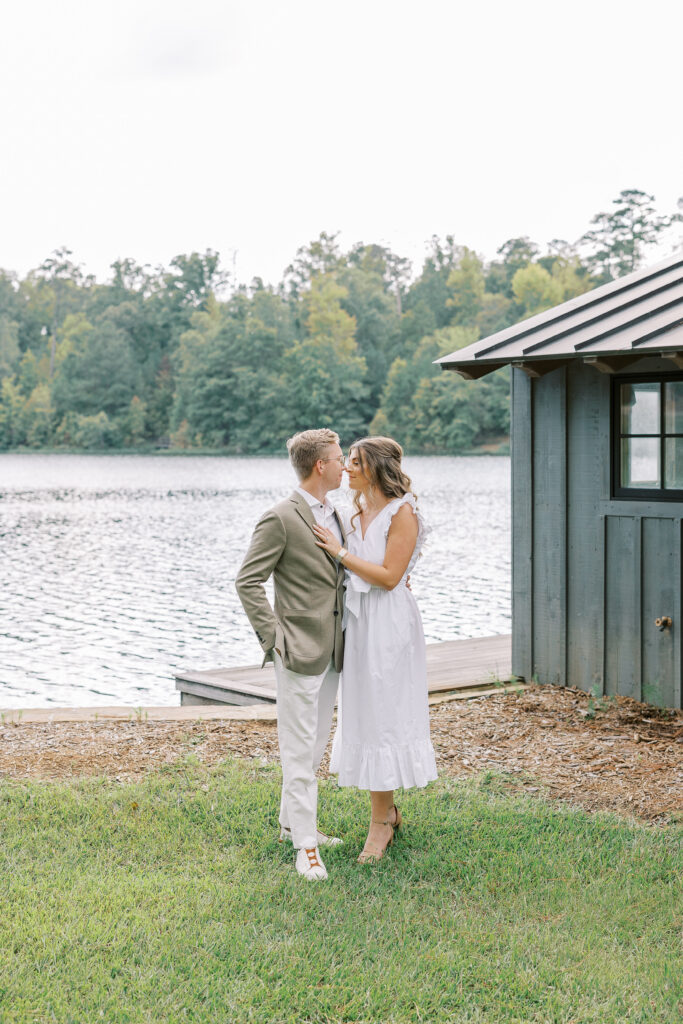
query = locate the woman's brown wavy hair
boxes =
[347,436,417,533]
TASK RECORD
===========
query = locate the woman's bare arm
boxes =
[313,503,418,590]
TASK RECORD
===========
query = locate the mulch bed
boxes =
[1,684,681,825]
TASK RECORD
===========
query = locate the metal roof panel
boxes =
[437,250,683,371]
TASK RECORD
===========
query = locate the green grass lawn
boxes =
[1,756,681,1024]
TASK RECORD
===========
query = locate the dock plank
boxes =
[0,704,279,724]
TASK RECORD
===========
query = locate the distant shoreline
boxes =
[0,439,511,458]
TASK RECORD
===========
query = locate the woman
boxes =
[313,436,437,863]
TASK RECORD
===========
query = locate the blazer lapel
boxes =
[290,490,315,529]
[333,508,346,545]
[290,491,342,573]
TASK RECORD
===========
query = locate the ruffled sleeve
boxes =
[382,492,431,550]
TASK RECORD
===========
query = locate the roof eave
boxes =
[440,347,683,381]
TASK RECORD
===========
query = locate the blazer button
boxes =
[333,610,339,616]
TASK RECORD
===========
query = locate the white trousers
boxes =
[274,652,339,850]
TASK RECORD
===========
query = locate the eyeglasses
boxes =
[321,456,346,466]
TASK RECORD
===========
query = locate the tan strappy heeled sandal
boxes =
[357,805,403,864]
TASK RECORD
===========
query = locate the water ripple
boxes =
[0,453,510,707]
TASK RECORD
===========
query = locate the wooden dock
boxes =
[175,634,514,706]
[0,636,516,726]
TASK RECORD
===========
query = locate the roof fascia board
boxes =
[583,355,642,374]
[511,360,571,379]
[443,362,506,380]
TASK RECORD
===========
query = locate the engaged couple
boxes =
[235,428,437,880]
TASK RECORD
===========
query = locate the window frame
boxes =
[612,371,683,501]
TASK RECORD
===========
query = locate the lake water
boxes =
[0,453,510,708]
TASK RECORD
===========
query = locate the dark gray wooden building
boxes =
[438,251,683,710]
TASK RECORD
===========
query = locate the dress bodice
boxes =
[340,493,429,621]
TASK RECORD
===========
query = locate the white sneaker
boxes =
[279,826,342,847]
[295,846,328,881]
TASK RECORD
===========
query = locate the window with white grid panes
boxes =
[613,375,683,499]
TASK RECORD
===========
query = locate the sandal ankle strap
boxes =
[371,805,399,827]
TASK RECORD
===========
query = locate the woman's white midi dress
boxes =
[330,493,438,790]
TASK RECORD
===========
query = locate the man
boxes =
[235,428,347,881]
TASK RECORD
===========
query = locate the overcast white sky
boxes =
[0,0,681,287]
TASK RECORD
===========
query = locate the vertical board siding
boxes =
[641,517,678,708]
[531,367,567,686]
[678,521,683,710]
[511,368,533,680]
[604,516,642,698]
[513,357,683,709]
[566,363,607,695]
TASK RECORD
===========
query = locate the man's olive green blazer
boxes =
[235,491,346,675]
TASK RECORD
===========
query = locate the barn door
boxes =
[604,515,680,707]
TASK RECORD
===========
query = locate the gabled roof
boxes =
[437,251,683,379]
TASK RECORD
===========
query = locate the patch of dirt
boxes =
[430,684,683,826]
[1,685,681,824]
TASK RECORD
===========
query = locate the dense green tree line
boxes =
[0,189,678,453]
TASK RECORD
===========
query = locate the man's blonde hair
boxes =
[287,428,340,480]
